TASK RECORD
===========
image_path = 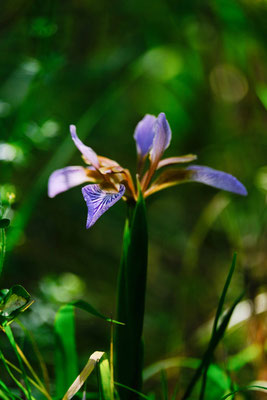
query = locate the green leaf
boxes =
[54,304,78,397]
[0,285,32,326]
[71,300,124,326]
[115,187,148,398]
[0,219,10,229]
[99,356,114,400]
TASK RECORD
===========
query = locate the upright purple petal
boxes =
[48,166,89,198]
[150,112,172,164]
[70,125,100,169]
[186,165,247,196]
[82,184,125,228]
[134,114,157,158]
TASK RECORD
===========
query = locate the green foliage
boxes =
[115,188,148,398]
[182,254,243,399]
[0,285,32,326]
[54,304,78,397]
[0,0,267,398]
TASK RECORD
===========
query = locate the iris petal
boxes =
[70,125,100,168]
[150,112,172,165]
[82,184,125,228]
[134,114,156,158]
[48,166,90,198]
[187,165,247,196]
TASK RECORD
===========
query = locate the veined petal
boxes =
[134,114,156,158]
[157,154,197,169]
[186,165,248,196]
[150,112,172,164]
[48,166,90,198]
[70,125,100,169]
[82,184,125,228]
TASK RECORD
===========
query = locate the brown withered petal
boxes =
[156,154,197,169]
[144,168,194,198]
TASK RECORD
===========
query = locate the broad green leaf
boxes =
[54,304,78,397]
[62,351,104,400]
[115,186,148,398]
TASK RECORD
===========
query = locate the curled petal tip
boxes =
[69,125,99,168]
[187,165,248,196]
[82,184,125,228]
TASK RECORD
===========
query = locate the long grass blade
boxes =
[0,379,21,400]
[182,292,243,399]
[212,253,237,337]
[4,325,32,399]
[114,382,150,400]
[221,385,267,399]
[2,356,51,400]
[0,351,30,399]
[71,300,124,326]
[160,369,168,400]
[16,319,50,393]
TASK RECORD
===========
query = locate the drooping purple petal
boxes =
[48,166,90,198]
[134,114,157,158]
[150,112,172,165]
[70,125,100,169]
[186,165,247,196]
[82,184,125,228]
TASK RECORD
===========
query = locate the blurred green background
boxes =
[0,0,267,395]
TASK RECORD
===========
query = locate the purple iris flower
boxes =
[48,113,247,228]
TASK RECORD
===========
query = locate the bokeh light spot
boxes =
[209,64,248,102]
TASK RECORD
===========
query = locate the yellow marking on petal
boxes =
[85,168,104,183]
[144,168,193,198]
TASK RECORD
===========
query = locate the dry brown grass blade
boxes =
[62,351,105,400]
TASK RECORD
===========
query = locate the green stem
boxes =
[115,192,148,399]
